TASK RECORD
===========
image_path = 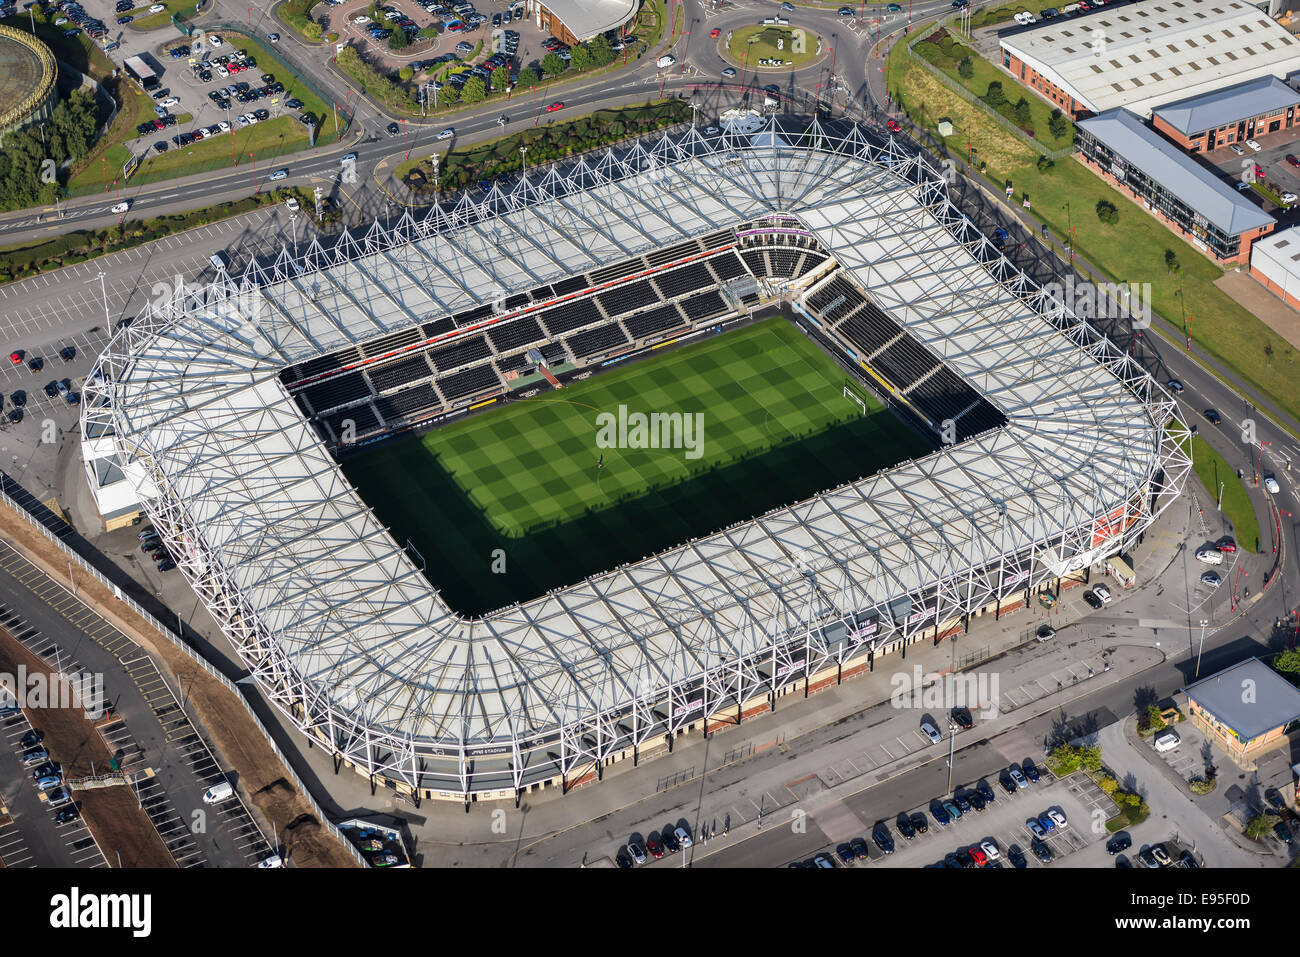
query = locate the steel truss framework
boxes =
[82,117,1192,801]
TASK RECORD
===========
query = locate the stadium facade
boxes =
[0,25,58,147]
[81,117,1191,805]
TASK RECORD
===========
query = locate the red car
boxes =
[646,837,665,859]
[710,26,720,37]
[1218,537,1237,553]
[1077,0,1090,8]
[8,351,23,365]
[969,846,988,867]
[153,118,165,129]
[886,119,901,133]
[546,101,563,112]
[1288,154,1300,168]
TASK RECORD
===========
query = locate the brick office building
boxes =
[520,0,637,44]
[1151,75,1300,152]
[1076,108,1275,263]
[1183,658,1300,769]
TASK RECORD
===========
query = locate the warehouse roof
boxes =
[1154,75,1300,135]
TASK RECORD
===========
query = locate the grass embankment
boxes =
[727,24,822,70]
[343,318,930,613]
[889,28,1300,436]
[1191,435,1261,551]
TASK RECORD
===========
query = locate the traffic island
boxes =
[722,23,825,72]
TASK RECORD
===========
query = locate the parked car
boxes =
[1195,548,1223,565]
[1047,808,1067,829]
[1092,583,1112,603]
[1021,759,1040,782]
[871,821,895,854]
[1151,844,1173,865]
[1007,844,1027,868]
[1030,837,1053,862]
[942,800,962,821]
[1229,143,1245,156]
[55,806,80,823]
[1217,537,1237,553]
[1154,730,1180,752]
[1037,624,1056,641]
[999,772,1018,795]
[980,839,1000,861]
[1246,138,1262,152]
[645,837,664,859]
[967,790,986,812]
[20,729,43,748]
[1178,850,1199,868]
[931,801,950,826]
[1265,474,1281,494]
[920,720,942,744]
[896,813,916,839]
[1200,571,1221,587]
[627,840,647,864]
[1009,767,1029,789]
[1106,833,1132,855]
[836,842,856,864]
[1082,589,1104,609]
[950,706,973,730]
[976,780,996,805]
[1027,817,1047,839]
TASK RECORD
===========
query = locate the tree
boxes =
[984,80,1006,107]
[957,56,974,79]
[460,75,487,103]
[1036,154,1054,173]
[588,34,615,66]
[1096,199,1119,225]
[491,66,509,92]
[388,27,408,50]
[399,65,414,81]
[517,66,540,87]
[542,52,566,76]
[418,25,438,39]
[1164,248,1180,276]
[1276,648,1300,675]
[1013,97,1032,126]
[1143,704,1166,733]
[1245,814,1273,840]
[570,43,592,72]
[1048,107,1069,140]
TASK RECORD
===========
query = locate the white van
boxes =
[1195,548,1223,565]
[209,251,228,271]
[202,780,235,804]
[1154,730,1180,753]
[656,53,675,68]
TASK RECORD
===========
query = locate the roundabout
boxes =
[723,22,825,72]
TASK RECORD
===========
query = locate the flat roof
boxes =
[1184,657,1300,741]
[1077,107,1275,235]
[538,0,637,39]
[1153,74,1300,134]
[999,0,1300,117]
[1250,223,1300,279]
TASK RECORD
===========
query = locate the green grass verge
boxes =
[891,29,1300,437]
[222,32,340,141]
[1191,435,1261,552]
[343,318,930,613]
[728,24,822,69]
[129,116,303,184]
[0,187,314,283]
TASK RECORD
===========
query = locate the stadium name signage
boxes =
[673,697,704,718]
[775,659,806,678]
[849,619,879,643]
[906,606,936,625]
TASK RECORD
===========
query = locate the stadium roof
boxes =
[86,120,1183,782]
[1184,658,1300,741]
[1153,74,1300,136]
[998,0,1300,118]
[537,0,637,39]
[1077,108,1275,235]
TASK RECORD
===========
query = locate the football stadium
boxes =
[81,116,1192,804]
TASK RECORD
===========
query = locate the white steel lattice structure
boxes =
[81,118,1192,802]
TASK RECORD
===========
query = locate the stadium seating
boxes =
[654,263,715,300]
[439,364,502,401]
[361,327,424,358]
[680,290,728,322]
[429,335,491,371]
[539,297,603,336]
[486,316,545,353]
[368,354,435,393]
[375,383,441,423]
[596,279,661,318]
[708,253,749,282]
[300,372,371,415]
[567,322,630,360]
[623,303,685,340]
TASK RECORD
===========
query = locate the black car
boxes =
[849,836,870,861]
[55,806,79,824]
[1203,408,1221,425]
[1178,850,1199,868]
[953,793,971,814]
[1007,844,1027,868]
[20,729,43,747]
[836,842,856,864]
[942,852,963,868]
[871,821,895,854]
[967,790,986,812]
[9,390,25,408]
[930,800,950,827]
[59,345,75,362]
[156,558,177,572]
[154,141,168,153]
[8,409,22,424]
[910,812,928,834]
[950,706,974,730]
[999,772,1017,795]
[1106,833,1132,855]
[976,779,996,804]
[285,98,304,109]
[1083,590,1104,609]
[763,83,780,94]
[1264,787,1287,812]
[1030,837,1053,863]
[896,813,916,839]
[26,356,42,372]
[660,828,680,853]
[1022,759,1041,782]
[615,851,632,868]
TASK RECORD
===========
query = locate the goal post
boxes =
[843,383,867,416]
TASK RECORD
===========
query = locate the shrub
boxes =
[1048,108,1069,141]
[1189,776,1215,795]
[957,56,974,79]
[1096,199,1119,225]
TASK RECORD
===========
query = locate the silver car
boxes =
[920,721,943,744]
[1009,767,1030,789]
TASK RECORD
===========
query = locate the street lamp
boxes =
[945,720,958,793]
[1194,618,1209,678]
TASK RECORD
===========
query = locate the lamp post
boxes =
[945,720,958,793]
[1194,618,1209,678]
[1061,200,1073,264]
[519,145,527,201]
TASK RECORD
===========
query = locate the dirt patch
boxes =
[0,628,112,779]
[79,787,176,868]
[0,504,358,867]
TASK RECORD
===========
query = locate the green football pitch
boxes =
[343,317,931,614]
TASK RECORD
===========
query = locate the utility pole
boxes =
[945,720,957,793]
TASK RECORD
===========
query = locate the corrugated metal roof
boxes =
[1153,74,1300,134]
[1184,658,1300,740]
[1077,107,1275,235]
[999,0,1300,117]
